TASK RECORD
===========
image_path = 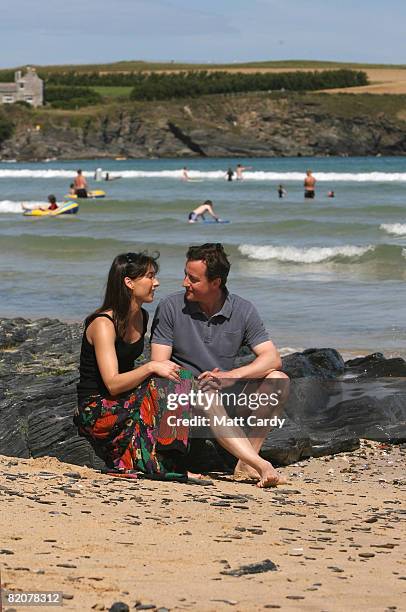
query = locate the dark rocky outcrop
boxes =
[1,318,405,471]
[1,92,406,160]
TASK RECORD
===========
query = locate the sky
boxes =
[1,0,405,68]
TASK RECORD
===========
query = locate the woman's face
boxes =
[126,265,159,303]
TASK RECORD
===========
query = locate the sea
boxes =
[0,156,405,359]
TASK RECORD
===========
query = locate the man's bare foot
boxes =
[234,460,260,481]
[256,460,287,488]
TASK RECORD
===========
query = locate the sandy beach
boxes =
[1,441,405,611]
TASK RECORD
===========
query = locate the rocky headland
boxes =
[1,92,406,160]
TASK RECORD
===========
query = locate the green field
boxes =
[92,86,133,98]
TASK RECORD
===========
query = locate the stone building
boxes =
[0,67,43,107]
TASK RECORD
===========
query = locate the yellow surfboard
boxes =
[65,190,106,199]
[23,201,79,217]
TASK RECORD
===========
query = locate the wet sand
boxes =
[1,441,405,611]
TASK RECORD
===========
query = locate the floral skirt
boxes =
[74,370,194,477]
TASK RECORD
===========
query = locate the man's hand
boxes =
[197,368,222,392]
[197,368,237,391]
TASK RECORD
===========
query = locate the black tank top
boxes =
[77,311,148,404]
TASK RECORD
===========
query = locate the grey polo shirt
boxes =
[150,290,269,376]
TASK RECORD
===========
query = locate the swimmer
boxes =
[188,200,220,223]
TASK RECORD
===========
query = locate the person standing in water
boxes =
[226,168,234,182]
[236,163,252,180]
[304,170,316,199]
[277,185,287,198]
[74,169,88,198]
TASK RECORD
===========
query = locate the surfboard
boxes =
[202,219,230,224]
[23,201,79,217]
[64,190,106,199]
[187,179,204,183]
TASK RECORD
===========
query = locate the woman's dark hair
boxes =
[89,252,159,338]
[48,194,57,204]
[186,243,230,289]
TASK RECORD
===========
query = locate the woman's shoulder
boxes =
[86,311,116,337]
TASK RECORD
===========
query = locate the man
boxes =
[73,169,88,198]
[188,200,220,223]
[151,243,289,484]
[235,163,252,180]
[304,169,316,199]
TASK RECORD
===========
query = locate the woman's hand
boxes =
[149,360,181,382]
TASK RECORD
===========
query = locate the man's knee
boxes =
[265,370,289,405]
[265,370,289,381]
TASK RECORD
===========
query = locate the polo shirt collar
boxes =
[185,289,232,319]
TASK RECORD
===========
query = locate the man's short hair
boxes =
[186,243,230,288]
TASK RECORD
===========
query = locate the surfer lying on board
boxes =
[188,200,220,223]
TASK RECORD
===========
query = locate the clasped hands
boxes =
[197,367,237,392]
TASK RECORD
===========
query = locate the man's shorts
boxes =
[304,190,315,199]
[75,189,88,198]
[188,212,198,222]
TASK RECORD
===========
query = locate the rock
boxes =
[283,348,345,379]
[0,318,405,470]
[2,93,406,161]
[109,604,130,612]
[345,353,406,378]
[221,559,278,576]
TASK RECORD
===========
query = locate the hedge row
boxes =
[41,69,367,98]
[44,86,102,109]
[128,70,368,100]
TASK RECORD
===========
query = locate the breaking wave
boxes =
[0,200,47,214]
[380,223,406,236]
[239,244,374,263]
[2,169,406,181]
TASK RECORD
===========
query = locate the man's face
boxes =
[183,259,219,302]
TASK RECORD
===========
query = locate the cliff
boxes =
[1,92,406,160]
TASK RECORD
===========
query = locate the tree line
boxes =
[0,69,368,108]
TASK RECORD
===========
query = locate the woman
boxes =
[75,252,191,480]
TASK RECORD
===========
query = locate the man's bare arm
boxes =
[151,343,173,361]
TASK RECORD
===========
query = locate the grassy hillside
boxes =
[2,59,406,76]
[3,90,406,124]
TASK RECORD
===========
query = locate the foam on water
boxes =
[239,243,374,263]
[2,168,406,181]
[0,200,46,213]
[380,223,406,236]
